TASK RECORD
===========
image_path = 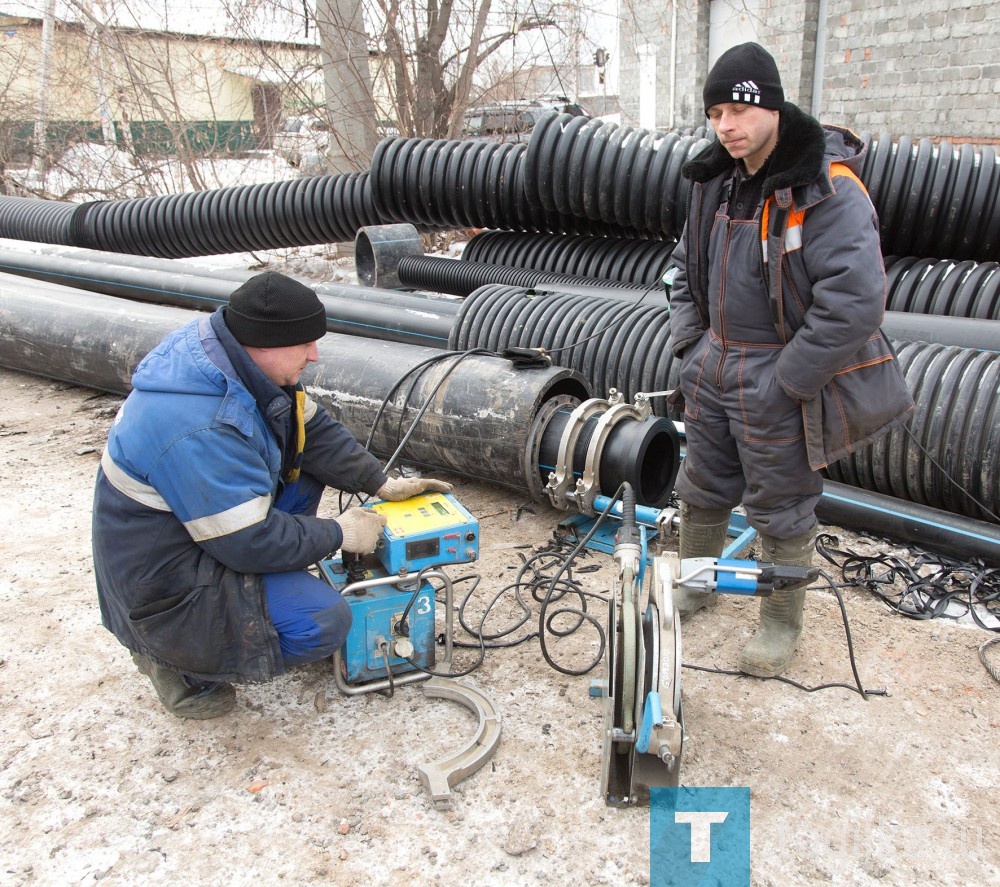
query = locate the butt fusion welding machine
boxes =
[600,503,817,806]
[318,491,501,806]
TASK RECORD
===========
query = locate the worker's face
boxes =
[706,103,780,173]
[245,340,320,387]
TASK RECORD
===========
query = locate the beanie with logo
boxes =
[224,271,327,347]
[703,42,785,115]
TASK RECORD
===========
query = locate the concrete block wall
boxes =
[821,0,999,141]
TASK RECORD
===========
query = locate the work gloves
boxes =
[337,506,388,554]
[376,475,453,502]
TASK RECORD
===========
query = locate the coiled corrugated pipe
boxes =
[522,112,710,241]
[885,256,1000,318]
[861,133,1000,263]
[0,195,76,244]
[449,282,1000,521]
[396,254,656,299]
[461,230,676,285]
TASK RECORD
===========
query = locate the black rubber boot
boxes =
[738,530,815,678]
[676,501,731,618]
[131,652,236,720]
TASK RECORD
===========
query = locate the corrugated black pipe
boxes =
[861,133,1000,263]
[522,112,710,241]
[396,254,657,299]
[0,196,77,244]
[49,172,388,258]
[885,256,1000,318]
[461,230,677,285]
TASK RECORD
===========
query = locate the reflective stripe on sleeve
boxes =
[183,495,271,541]
[101,448,170,511]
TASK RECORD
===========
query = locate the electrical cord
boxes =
[681,567,886,699]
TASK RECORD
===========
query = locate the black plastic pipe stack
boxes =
[860,133,1000,262]
[67,172,385,258]
[461,230,676,286]
[396,254,657,299]
[826,340,1000,522]
[449,284,678,407]
[521,112,711,242]
[884,256,1000,318]
[367,135,628,236]
[0,196,77,244]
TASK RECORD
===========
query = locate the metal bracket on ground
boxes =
[417,676,502,808]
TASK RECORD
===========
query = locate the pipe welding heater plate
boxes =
[600,556,684,805]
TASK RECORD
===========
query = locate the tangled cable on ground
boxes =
[815,533,1000,684]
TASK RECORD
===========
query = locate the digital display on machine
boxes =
[406,537,441,560]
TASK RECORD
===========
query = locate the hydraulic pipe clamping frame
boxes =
[317,491,501,807]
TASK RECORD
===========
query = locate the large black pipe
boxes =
[818,481,1000,566]
[461,230,676,286]
[885,256,1000,318]
[0,246,456,348]
[0,276,682,508]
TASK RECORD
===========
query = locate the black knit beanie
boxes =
[703,42,784,115]
[224,271,327,347]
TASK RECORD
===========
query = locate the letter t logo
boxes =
[674,811,729,862]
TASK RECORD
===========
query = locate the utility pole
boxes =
[314,0,377,173]
[30,0,57,181]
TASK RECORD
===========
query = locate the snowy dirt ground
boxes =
[1,247,998,887]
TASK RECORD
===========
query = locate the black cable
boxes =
[681,565,885,699]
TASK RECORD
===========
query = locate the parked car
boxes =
[462,97,590,143]
[273,115,330,167]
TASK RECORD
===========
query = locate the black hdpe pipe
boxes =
[817,481,1000,567]
[462,230,677,286]
[885,256,1000,319]
[368,136,606,236]
[0,276,682,508]
[0,245,456,348]
[0,196,77,244]
[395,254,656,300]
[2,172,389,260]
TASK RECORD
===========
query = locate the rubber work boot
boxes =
[676,501,732,618]
[131,651,236,720]
[738,530,816,678]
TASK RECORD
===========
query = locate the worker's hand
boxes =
[376,475,453,502]
[337,507,388,554]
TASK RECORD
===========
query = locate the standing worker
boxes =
[668,43,913,676]
[92,271,452,719]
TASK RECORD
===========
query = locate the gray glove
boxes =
[337,507,388,554]
[376,475,453,502]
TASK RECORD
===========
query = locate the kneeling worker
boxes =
[92,271,451,719]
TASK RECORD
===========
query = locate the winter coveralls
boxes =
[669,103,914,538]
[92,308,388,684]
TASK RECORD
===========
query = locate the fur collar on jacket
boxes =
[682,102,830,199]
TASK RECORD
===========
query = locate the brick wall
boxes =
[618,0,999,141]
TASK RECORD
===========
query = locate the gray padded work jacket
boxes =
[669,102,914,470]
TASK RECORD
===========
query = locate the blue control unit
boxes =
[369,492,479,575]
[318,556,436,684]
